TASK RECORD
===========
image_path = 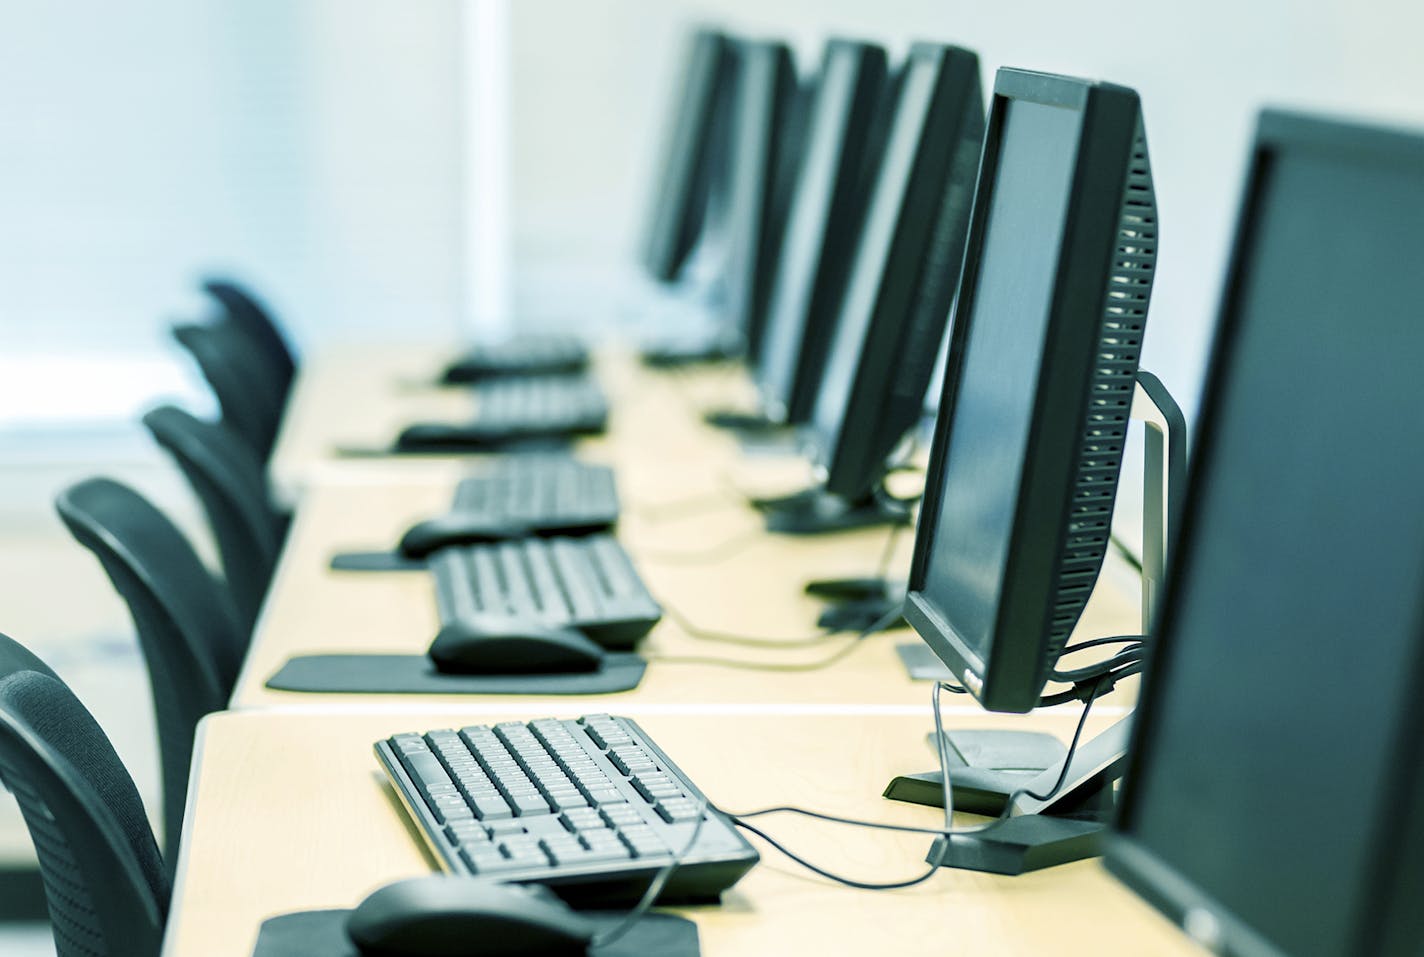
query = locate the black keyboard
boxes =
[376,715,759,905]
[397,376,609,451]
[451,458,619,530]
[472,375,609,435]
[443,335,589,382]
[430,536,661,649]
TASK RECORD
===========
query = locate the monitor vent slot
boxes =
[1044,117,1158,672]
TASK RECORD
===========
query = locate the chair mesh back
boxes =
[202,277,297,397]
[171,322,284,463]
[143,405,284,630]
[0,647,167,957]
[55,478,242,862]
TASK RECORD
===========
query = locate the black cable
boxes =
[1059,634,1149,656]
[1051,646,1145,683]
[589,796,709,948]
[732,818,941,891]
[1009,677,1107,805]
[728,806,969,838]
[722,669,1112,889]
[1038,662,1142,706]
[648,605,900,670]
[661,602,844,649]
[646,635,867,672]
[1110,533,1144,573]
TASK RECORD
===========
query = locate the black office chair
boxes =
[171,319,285,464]
[201,277,298,403]
[142,404,287,631]
[0,631,169,957]
[55,477,246,863]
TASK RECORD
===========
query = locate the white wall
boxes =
[0,0,465,387]
[508,0,1424,414]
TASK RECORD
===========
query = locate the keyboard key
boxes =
[656,798,703,823]
[559,808,604,832]
[470,794,513,821]
[618,825,668,859]
[509,792,551,817]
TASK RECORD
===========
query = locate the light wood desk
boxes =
[268,344,763,501]
[244,340,1141,711]
[164,709,1197,957]
[233,465,1140,711]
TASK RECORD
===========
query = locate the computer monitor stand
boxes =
[802,576,909,633]
[752,481,915,535]
[702,408,786,433]
[882,371,1185,875]
[639,326,745,368]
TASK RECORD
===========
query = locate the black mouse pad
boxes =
[265,653,646,695]
[252,908,699,957]
[328,550,428,572]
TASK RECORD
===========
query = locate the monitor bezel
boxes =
[1104,108,1424,957]
[640,29,737,283]
[719,38,799,363]
[753,37,889,425]
[902,68,1145,713]
[817,42,984,503]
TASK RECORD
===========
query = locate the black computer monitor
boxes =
[719,39,800,364]
[751,39,889,425]
[639,28,737,284]
[1106,111,1424,957]
[903,69,1158,714]
[792,44,984,528]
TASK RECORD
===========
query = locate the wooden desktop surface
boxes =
[234,464,1140,712]
[243,346,1141,711]
[268,344,766,501]
[163,710,1198,957]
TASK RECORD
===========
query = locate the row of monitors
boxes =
[645,28,1424,957]
[641,34,987,507]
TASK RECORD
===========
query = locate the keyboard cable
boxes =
[647,605,901,670]
[720,673,1111,889]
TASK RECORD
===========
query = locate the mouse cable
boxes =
[589,795,710,949]
[636,527,765,565]
[660,602,845,649]
[647,605,901,670]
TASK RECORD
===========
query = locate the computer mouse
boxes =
[398,517,529,558]
[395,423,505,452]
[429,617,605,674]
[802,576,892,601]
[347,875,595,957]
[399,517,612,559]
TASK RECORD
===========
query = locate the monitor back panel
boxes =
[1108,111,1424,957]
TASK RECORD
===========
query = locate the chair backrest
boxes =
[142,404,286,630]
[171,320,285,464]
[201,277,297,401]
[0,631,168,957]
[55,478,245,861]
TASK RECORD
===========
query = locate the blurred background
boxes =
[1,1,1422,950]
